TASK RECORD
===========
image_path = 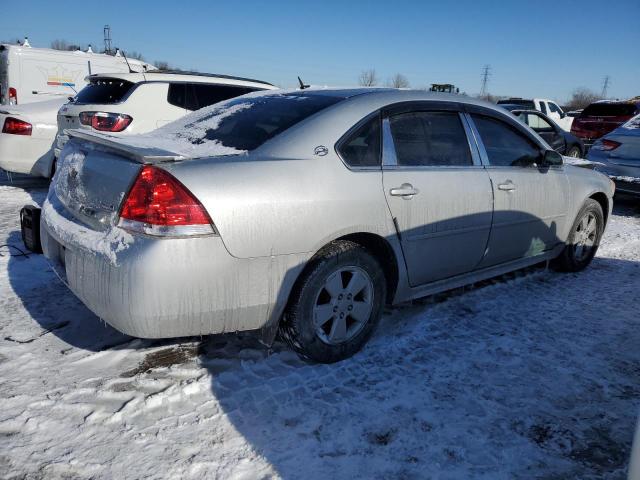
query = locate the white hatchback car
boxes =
[52,71,277,174]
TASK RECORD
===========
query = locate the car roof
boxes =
[85,71,277,89]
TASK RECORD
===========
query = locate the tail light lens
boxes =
[8,87,17,105]
[119,165,215,237]
[79,111,132,132]
[2,117,32,135]
[599,139,621,151]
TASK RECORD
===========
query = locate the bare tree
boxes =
[565,87,601,111]
[154,60,171,70]
[358,69,378,87]
[388,73,410,89]
[127,51,145,61]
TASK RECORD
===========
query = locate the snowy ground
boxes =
[1,174,639,480]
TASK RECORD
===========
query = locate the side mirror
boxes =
[542,150,563,167]
[560,112,566,119]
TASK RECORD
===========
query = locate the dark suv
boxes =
[571,100,640,149]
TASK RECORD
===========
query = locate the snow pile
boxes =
[104,102,252,158]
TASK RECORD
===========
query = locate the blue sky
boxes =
[2,0,638,103]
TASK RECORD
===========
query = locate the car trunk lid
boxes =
[52,135,178,231]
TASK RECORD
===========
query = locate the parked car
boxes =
[0,97,67,177]
[571,100,640,149]
[588,114,640,195]
[497,98,574,131]
[40,89,614,363]
[502,106,585,157]
[0,71,275,178]
[0,39,153,105]
[53,71,278,169]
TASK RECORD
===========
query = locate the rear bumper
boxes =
[0,132,55,177]
[40,193,307,338]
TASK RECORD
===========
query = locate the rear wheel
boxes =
[552,199,604,272]
[279,240,386,363]
[566,145,581,158]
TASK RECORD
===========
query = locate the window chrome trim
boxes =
[382,117,398,167]
[459,112,483,167]
[463,112,490,166]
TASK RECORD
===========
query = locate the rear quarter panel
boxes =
[165,153,396,259]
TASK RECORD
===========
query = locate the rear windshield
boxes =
[73,78,135,104]
[582,103,638,117]
[185,93,344,151]
[497,99,535,108]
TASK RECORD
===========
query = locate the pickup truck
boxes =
[497,98,574,132]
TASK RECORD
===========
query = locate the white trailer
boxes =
[0,39,153,105]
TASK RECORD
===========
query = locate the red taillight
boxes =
[2,117,32,135]
[600,139,621,151]
[8,87,17,105]
[119,166,214,236]
[79,111,132,132]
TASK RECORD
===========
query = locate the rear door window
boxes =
[74,78,135,104]
[538,102,548,114]
[389,111,473,167]
[168,83,259,111]
[471,114,541,167]
[338,115,381,167]
[526,113,554,131]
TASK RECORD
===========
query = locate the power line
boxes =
[480,65,491,97]
[601,75,610,98]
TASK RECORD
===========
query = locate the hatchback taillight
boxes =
[118,165,215,237]
[2,117,32,135]
[79,111,132,132]
[8,87,17,105]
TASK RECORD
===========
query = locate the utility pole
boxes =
[601,75,610,98]
[103,25,112,54]
[480,65,491,98]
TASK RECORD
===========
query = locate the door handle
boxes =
[498,180,516,191]
[390,183,419,197]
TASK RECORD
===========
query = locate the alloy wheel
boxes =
[312,266,374,345]
[573,212,598,262]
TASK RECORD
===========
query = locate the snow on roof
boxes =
[622,114,640,130]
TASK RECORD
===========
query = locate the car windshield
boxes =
[188,93,345,151]
[74,78,135,104]
[105,91,346,158]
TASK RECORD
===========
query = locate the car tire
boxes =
[279,240,386,363]
[566,145,582,158]
[551,199,604,272]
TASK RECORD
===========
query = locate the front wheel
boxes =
[279,240,386,363]
[566,145,582,158]
[551,199,604,272]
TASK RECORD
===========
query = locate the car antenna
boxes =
[120,48,135,73]
[298,76,310,90]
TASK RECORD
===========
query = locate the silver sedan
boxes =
[41,89,615,363]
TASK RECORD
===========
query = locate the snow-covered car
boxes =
[588,114,640,196]
[497,98,574,132]
[40,89,614,363]
[0,98,67,177]
[53,71,277,166]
